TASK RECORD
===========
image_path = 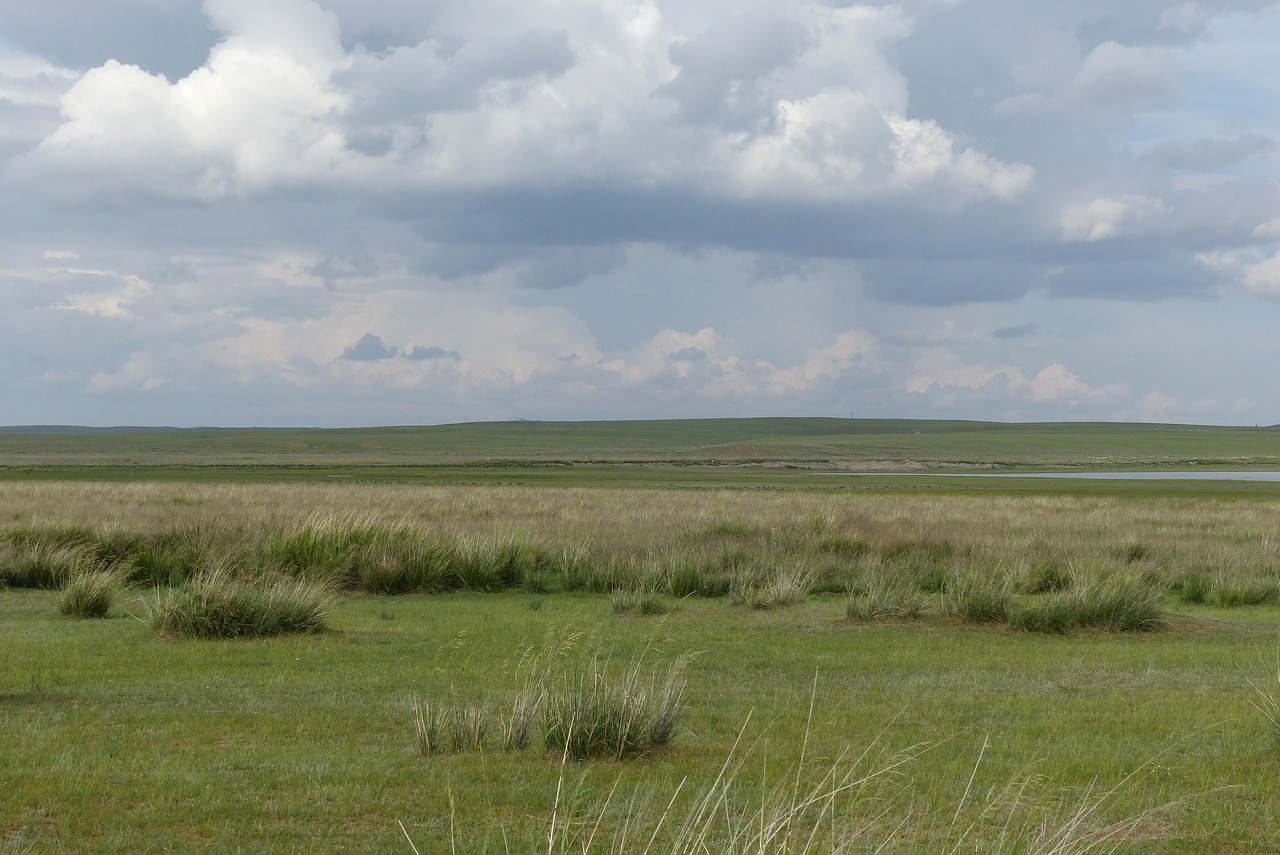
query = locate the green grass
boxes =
[4,587,1280,853]
[11,474,1280,849]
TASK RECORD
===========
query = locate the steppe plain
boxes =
[5,418,1280,853]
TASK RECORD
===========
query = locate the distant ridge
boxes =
[0,425,183,434]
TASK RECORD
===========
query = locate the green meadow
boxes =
[5,419,1280,852]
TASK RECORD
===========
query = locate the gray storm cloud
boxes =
[0,0,1277,426]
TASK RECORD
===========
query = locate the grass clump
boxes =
[1007,596,1078,634]
[1173,569,1211,604]
[150,565,337,639]
[1208,575,1280,608]
[264,514,383,586]
[610,587,671,615]
[1017,560,1072,594]
[556,545,599,592]
[816,533,869,558]
[730,564,811,610]
[658,554,731,597]
[1249,662,1280,747]
[450,534,556,592]
[1,542,95,589]
[1011,575,1164,633]
[1067,576,1164,631]
[543,654,687,760]
[943,571,1013,624]
[358,531,457,594]
[846,574,926,622]
[58,569,124,619]
[1115,541,1151,563]
[414,651,688,761]
[413,699,491,754]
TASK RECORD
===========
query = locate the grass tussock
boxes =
[846,573,926,622]
[730,564,811,610]
[542,654,688,760]
[1010,575,1164,634]
[416,650,689,761]
[358,531,457,594]
[0,542,95,589]
[3,487,1277,628]
[610,587,672,615]
[657,554,733,598]
[1249,662,1280,747]
[1208,575,1280,608]
[265,513,384,586]
[58,569,124,619]
[1017,560,1072,595]
[150,565,337,639]
[1173,569,1211,604]
[943,571,1014,624]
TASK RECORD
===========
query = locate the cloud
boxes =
[7,0,352,203]
[405,344,460,360]
[993,323,1037,339]
[1067,41,1179,114]
[660,8,812,129]
[671,346,707,362]
[905,356,1128,407]
[1025,363,1128,403]
[1140,133,1275,170]
[87,349,167,394]
[341,332,397,360]
[1060,194,1165,242]
[5,0,1033,214]
[1196,246,1280,297]
[0,42,78,160]
[1238,253,1280,297]
[3,0,1280,427]
[767,330,880,393]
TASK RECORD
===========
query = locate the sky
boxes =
[2,0,1280,427]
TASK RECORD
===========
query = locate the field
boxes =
[5,420,1280,852]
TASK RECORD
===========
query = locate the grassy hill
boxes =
[1,417,1278,469]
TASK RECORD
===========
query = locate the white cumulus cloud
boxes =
[1060,194,1165,242]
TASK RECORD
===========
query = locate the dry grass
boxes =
[3,483,1280,626]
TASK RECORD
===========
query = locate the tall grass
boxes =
[0,485,1269,630]
[415,650,689,761]
[542,653,689,761]
[0,542,94,589]
[846,572,925,622]
[150,565,337,638]
[58,569,124,618]
[731,563,811,610]
[358,531,457,594]
[1208,575,1280,608]
[1010,574,1164,633]
[611,586,672,615]
[943,571,1013,624]
[265,513,383,586]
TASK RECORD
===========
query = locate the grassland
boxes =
[3,417,1280,470]
[5,420,1280,852]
